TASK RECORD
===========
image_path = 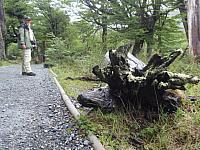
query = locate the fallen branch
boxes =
[65,76,100,81]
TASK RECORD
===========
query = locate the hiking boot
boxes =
[26,72,36,76]
[22,72,27,75]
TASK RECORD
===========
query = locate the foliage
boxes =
[5,0,30,19]
[4,0,32,46]
[155,15,187,53]
[33,0,70,38]
[79,0,188,57]
[7,43,21,58]
[3,0,188,60]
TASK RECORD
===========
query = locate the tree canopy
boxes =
[1,0,190,60]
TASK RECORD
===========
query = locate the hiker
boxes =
[19,16,37,76]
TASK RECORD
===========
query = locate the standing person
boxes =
[19,16,37,76]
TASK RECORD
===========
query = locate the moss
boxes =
[53,53,200,149]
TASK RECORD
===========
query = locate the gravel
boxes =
[0,65,93,150]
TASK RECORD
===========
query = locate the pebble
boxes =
[48,114,54,117]
[40,146,44,149]
[84,140,90,145]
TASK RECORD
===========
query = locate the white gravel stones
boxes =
[0,65,92,150]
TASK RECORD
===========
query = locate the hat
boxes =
[24,16,32,21]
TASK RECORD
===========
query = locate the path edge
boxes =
[49,69,105,150]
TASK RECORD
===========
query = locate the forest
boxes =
[0,0,200,149]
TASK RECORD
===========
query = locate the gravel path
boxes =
[0,65,93,150]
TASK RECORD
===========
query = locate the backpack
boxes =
[17,32,22,49]
[17,23,28,49]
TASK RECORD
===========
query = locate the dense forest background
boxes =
[0,0,189,61]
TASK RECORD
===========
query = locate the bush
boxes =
[7,43,21,59]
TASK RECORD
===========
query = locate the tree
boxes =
[177,0,188,41]
[35,0,70,38]
[81,1,184,57]
[80,0,111,51]
[107,0,174,57]
[4,0,31,55]
[0,0,5,59]
[188,0,200,58]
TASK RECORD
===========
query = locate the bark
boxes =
[178,0,189,41]
[132,38,144,55]
[188,0,200,57]
[0,0,5,59]
[42,41,46,62]
[102,24,107,51]
[146,32,154,59]
[0,27,5,59]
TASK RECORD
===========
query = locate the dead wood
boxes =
[79,46,200,113]
[65,76,100,81]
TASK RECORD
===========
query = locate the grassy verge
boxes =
[0,58,22,67]
[52,54,200,150]
[0,60,12,66]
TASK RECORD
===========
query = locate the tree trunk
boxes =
[0,27,5,59]
[0,0,5,59]
[178,0,189,41]
[42,41,46,62]
[102,25,107,51]
[146,32,154,59]
[188,0,200,57]
[132,38,144,55]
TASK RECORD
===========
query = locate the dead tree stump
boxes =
[78,45,200,113]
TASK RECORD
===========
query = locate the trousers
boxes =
[22,49,32,73]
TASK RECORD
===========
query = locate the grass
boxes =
[52,53,200,150]
[0,60,12,66]
[0,57,22,67]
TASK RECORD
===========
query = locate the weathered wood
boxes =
[188,0,200,57]
[65,76,100,81]
[86,46,200,113]
[78,87,116,110]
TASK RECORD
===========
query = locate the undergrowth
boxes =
[52,53,200,150]
[0,60,12,66]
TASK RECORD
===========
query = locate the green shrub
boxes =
[7,43,21,59]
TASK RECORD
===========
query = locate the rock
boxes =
[83,140,90,145]
[44,130,48,133]
[48,114,54,117]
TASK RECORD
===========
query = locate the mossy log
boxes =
[79,46,200,113]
